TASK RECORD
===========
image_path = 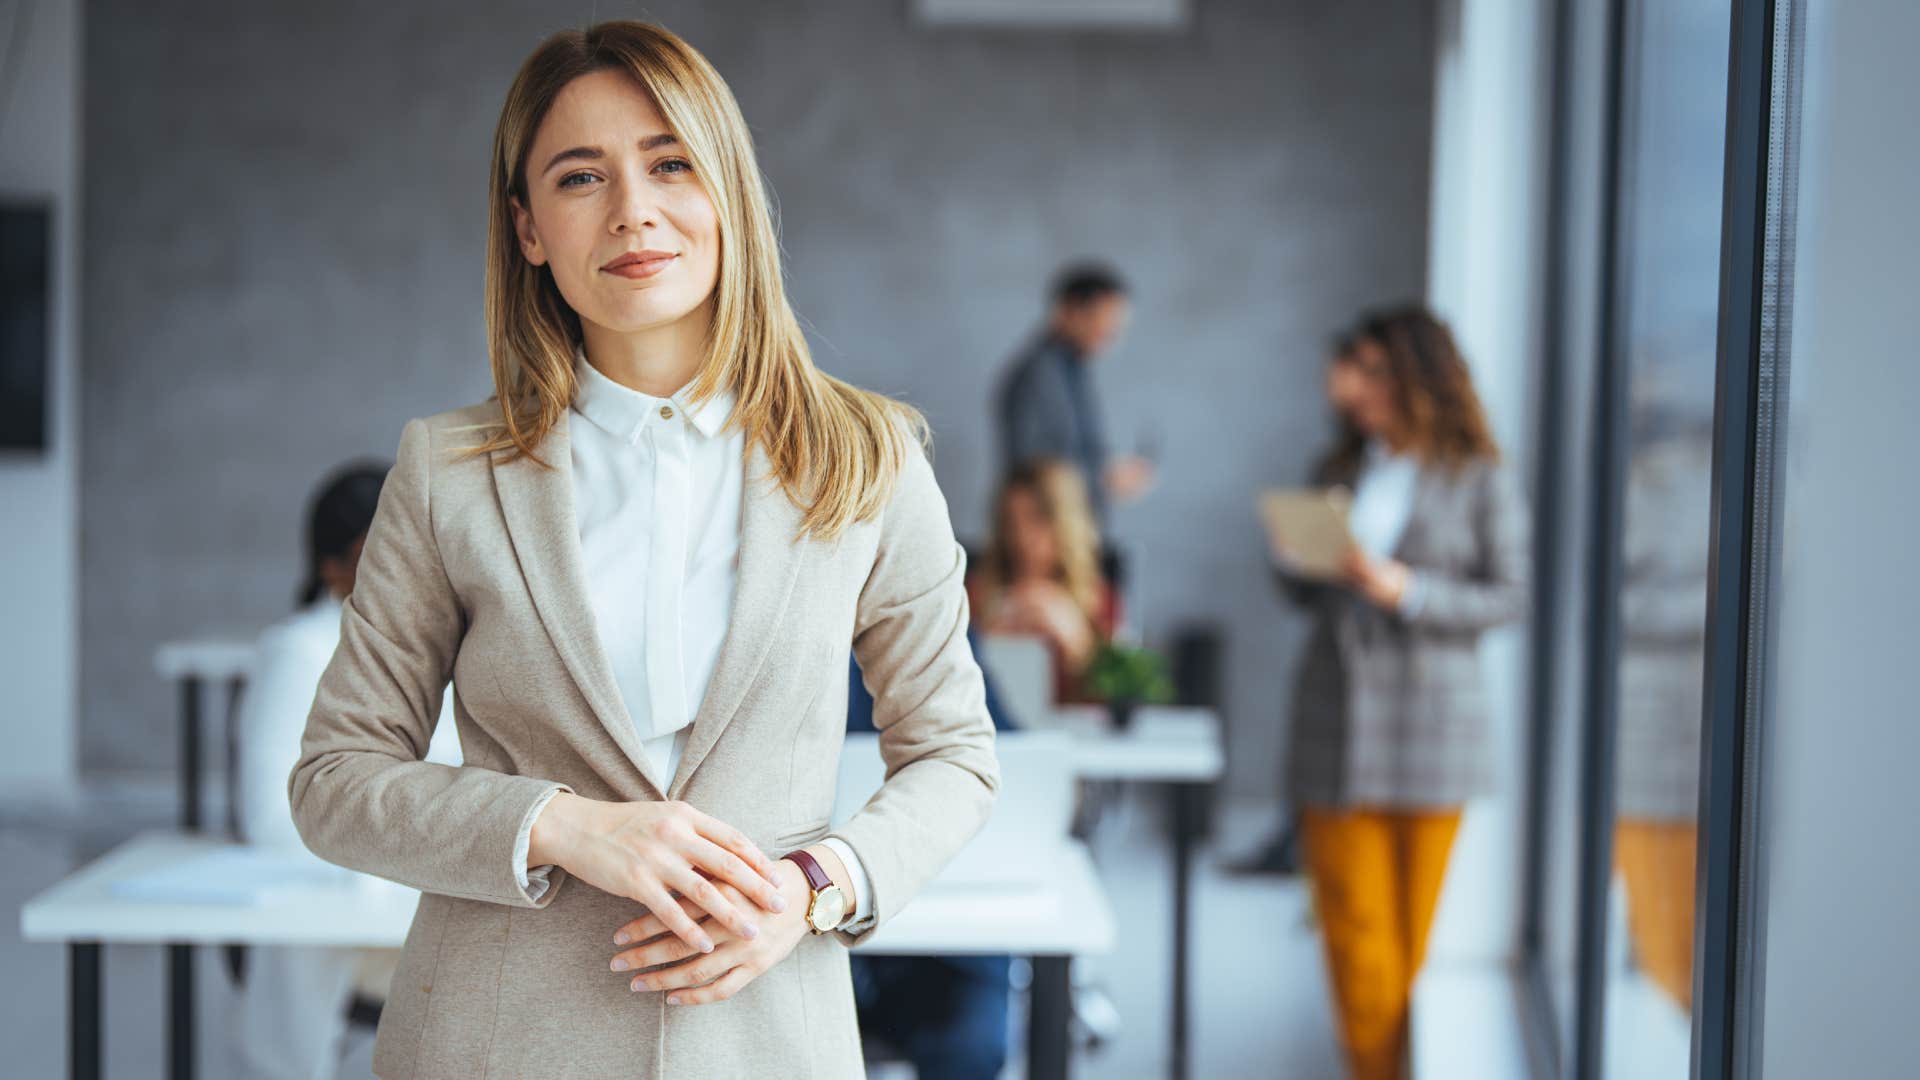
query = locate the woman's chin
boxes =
[589,298,702,336]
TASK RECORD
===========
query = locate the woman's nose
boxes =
[609,176,661,234]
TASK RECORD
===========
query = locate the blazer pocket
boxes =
[770,815,834,851]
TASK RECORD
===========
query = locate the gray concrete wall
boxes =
[80,0,1434,793]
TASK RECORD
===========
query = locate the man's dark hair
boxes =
[1050,262,1128,308]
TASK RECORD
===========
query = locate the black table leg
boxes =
[179,678,202,831]
[1028,954,1072,1079]
[223,675,245,837]
[1169,781,1202,1080]
[70,943,100,1080]
[170,943,194,1080]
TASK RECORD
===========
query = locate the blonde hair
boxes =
[460,20,924,539]
[985,460,1104,620]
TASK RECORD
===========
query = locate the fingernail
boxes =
[610,958,630,972]
[742,923,759,940]
[666,995,682,1005]
[699,937,715,953]
[630,978,644,992]
[770,896,788,913]
[614,932,629,945]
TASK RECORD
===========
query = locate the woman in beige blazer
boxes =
[289,21,999,1079]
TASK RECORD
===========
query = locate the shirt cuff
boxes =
[819,836,876,932]
[514,786,567,903]
[1397,571,1428,619]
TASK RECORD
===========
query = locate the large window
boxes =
[1519,1,1792,1076]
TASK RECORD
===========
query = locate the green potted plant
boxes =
[1081,640,1176,731]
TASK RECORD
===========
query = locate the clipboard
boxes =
[1256,487,1356,581]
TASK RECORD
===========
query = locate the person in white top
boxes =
[288,26,999,1074]
[232,464,461,1080]
[523,343,876,928]
[399,16,958,1021]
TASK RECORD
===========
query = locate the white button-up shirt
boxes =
[515,349,872,929]
[1347,436,1427,617]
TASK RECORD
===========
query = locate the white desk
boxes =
[1052,702,1226,782]
[1050,702,1224,1080]
[23,831,1114,1080]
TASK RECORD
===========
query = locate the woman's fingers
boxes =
[685,836,788,914]
[630,941,747,994]
[667,963,756,1005]
[686,808,784,884]
[612,911,671,947]
[610,928,708,974]
[635,884,714,955]
[669,865,760,942]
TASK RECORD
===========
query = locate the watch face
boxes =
[807,886,848,932]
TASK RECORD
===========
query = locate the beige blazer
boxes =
[289,401,1000,1079]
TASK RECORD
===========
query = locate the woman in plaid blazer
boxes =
[1271,306,1529,1080]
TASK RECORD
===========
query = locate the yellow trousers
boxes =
[1614,818,1697,1013]
[1300,806,1463,1080]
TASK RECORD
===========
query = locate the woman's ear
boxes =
[508,194,548,267]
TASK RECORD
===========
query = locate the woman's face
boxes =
[1004,486,1060,580]
[509,69,722,340]
[1341,338,1402,438]
[1325,351,1366,420]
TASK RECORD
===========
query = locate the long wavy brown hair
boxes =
[981,460,1104,621]
[453,20,924,540]
[1319,305,1501,482]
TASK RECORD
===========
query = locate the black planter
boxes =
[1108,697,1139,732]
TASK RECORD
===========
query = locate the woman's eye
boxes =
[654,158,694,176]
[558,171,598,189]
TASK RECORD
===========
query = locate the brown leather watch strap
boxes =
[782,849,833,893]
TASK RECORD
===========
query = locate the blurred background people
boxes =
[1611,382,1715,1015]
[846,625,1019,1080]
[969,459,1120,704]
[1270,306,1530,1080]
[995,262,1156,532]
[1231,331,1370,877]
[232,462,460,1080]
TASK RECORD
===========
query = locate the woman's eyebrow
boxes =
[540,134,681,177]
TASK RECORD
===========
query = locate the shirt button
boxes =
[659,405,674,420]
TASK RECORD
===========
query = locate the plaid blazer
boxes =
[1614,435,1712,822]
[290,403,999,1079]
[1278,454,1530,809]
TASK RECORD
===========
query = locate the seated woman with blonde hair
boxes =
[969,459,1119,703]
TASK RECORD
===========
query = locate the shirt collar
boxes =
[1044,330,1086,366]
[571,344,734,442]
[1364,436,1417,467]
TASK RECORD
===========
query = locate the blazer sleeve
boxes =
[826,432,1002,947]
[288,417,574,908]
[1401,461,1532,633]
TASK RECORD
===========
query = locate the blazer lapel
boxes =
[668,443,808,800]
[490,409,666,799]
[1390,465,1437,563]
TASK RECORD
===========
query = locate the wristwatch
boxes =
[781,849,848,935]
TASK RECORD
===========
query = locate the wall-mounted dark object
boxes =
[1,201,52,453]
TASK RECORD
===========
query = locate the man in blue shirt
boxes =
[994,263,1155,529]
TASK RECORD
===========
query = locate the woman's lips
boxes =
[602,254,676,279]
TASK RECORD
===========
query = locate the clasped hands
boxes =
[527,793,826,1005]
